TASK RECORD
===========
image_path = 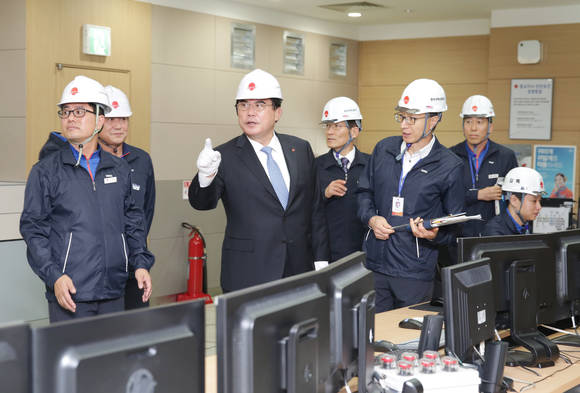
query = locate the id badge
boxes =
[392,196,404,216]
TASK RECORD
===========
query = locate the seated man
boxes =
[483,167,544,236]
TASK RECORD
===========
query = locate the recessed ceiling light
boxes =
[348,12,362,18]
[404,8,414,14]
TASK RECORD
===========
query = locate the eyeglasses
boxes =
[323,123,348,131]
[394,113,425,125]
[58,108,96,119]
[235,101,274,112]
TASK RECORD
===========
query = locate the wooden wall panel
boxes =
[488,24,580,200]
[26,0,151,171]
[489,24,580,80]
[359,35,489,87]
[358,36,489,154]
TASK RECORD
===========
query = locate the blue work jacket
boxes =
[121,143,156,235]
[39,134,156,234]
[316,148,369,262]
[483,208,529,236]
[450,139,518,237]
[358,136,465,280]
[20,145,154,302]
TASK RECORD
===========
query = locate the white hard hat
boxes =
[395,79,447,114]
[236,69,283,100]
[58,75,111,114]
[321,96,363,123]
[502,167,545,196]
[104,85,132,118]
[460,95,495,118]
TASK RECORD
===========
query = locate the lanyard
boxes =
[466,141,489,188]
[398,158,422,197]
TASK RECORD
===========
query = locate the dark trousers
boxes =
[124,277,149,310]
[48,297,124,323]
[373,271,433,313]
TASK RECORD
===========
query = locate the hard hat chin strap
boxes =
[334,132,354,159]
[514,193,528,225]
[397,113,441,160]
[333,121,361,159]
[70,105,102,167]
[98,136,122,154]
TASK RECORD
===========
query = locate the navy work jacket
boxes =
[20,145,154,302]
[122,143,156,235]
[358,136,464,281]
[450,139,518,237]
[483,208,528,236]
[316,148,369,262]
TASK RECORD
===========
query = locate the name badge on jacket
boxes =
[104,176,117,184]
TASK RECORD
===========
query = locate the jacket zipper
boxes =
[62,232,73,273]
[121,233,129,272]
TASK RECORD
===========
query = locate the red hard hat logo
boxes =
[71,87,78,95]
[404,96,410,105]
[248,82,256,91]
[324,110,328,117]
[472,105,478,112]
[112,101,119,109]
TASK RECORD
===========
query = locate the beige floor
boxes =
[205,303,217,356]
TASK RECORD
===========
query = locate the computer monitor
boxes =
[458,235,556,326]
[458,235,559,367]
[320,251,375,393]
[551,229,580,347]
[442,257,495,363]
[0,321,30,393]
[554,229,580,309]
[32,299,205,393]
[216,270,331,393]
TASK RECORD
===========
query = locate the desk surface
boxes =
[205,304,580,393]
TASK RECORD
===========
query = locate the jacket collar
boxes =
[321,147,367,170]
[386,136,444,166]
[61,144,117,170]
[121,143,137,162]
[455,139,500,158]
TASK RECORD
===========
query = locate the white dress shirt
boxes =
[334,147,356,170]
[247,133,291,191]
[401,136,436,178]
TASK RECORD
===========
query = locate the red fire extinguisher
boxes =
[176,222,212,304]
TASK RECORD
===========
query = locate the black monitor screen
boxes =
[0,322,30,393]
[556,230,580,307]
[216,270,330,393]
[321,252,375,393]
[458,235,555,326]
[32,300,205,393]
[443,257,495,362]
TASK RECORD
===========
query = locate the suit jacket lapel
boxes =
[234,135,281,203]
[279,134,299,207]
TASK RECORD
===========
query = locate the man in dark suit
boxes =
[188,69,329,292]
[316,97,369,262]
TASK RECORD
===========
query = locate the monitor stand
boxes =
[550,313,580,347]
[506,260,559,368]
[551,334,580,347]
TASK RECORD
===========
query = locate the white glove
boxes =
[314,261,329,271]
[197,138,221,188]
